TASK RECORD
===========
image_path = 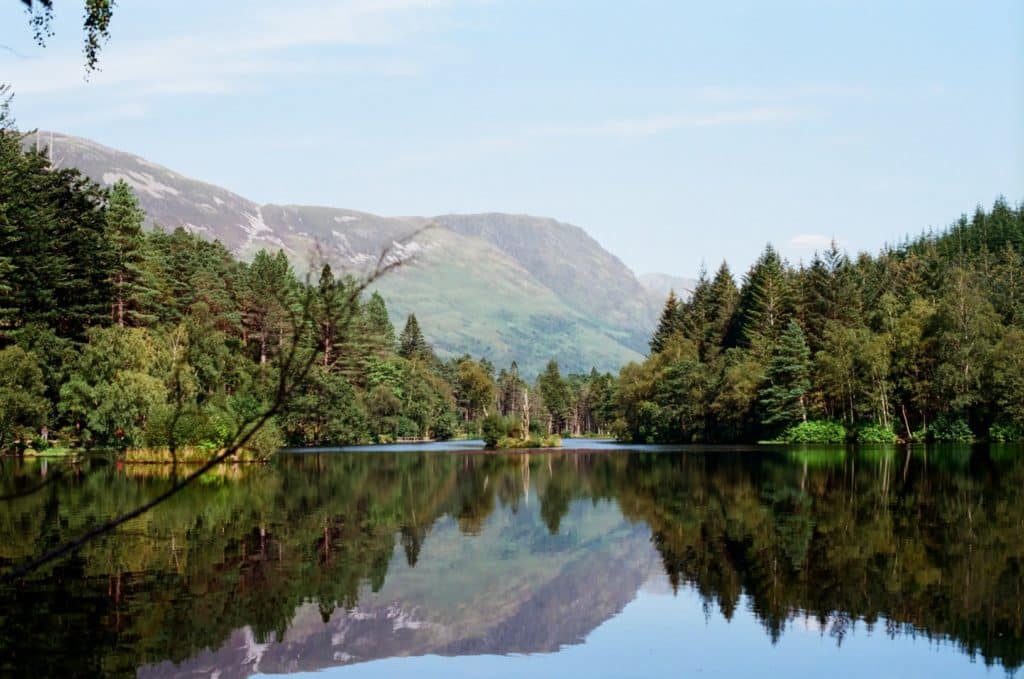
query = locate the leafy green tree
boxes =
[934,267,1001,417]
[59,327,167,447]
[455,358,496,421]
[281,365,368,446]
[991,327,1024,429]
[0,346,48,449]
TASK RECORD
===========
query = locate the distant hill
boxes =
[639,272,698,301]
[30,132,665,375]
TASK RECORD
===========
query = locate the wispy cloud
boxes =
[389,105,804,169]
[3,0,462,96]
[789,234,838,249]
[537,107,803,139]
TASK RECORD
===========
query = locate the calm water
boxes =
[1,442,1022,677]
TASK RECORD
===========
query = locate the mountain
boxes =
[639,272,698,301]
[31,131,660,375]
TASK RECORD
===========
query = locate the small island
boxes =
[481,413,563,449]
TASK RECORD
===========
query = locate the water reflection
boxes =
[0,445,1021,677]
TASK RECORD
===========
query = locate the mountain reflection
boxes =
[1,446,1022,677]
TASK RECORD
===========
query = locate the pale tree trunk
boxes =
[521,388,530,440]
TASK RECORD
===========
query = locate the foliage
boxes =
[494,434,562,449]
[777,420,847,444]
[988,422,1024,443]
[481,414,519,448]
[621,198,1024,443]
[759,320,811,428]
[0,132,475,456]
[0,346,48,450]
[855,423,899,444]
[928,416,975,443]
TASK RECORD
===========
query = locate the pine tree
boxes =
[759,320,812,426]
[537,359,570,433]
[650,290,683,354]
[682,267,712,354]
[398,314,432,361]
[736,245,795,359]
[105,181,157,327]
[243,249,293,364]
[0,130,112,339]
[705,261,739,354]
[317,264,340,367]
[363,292,396,355]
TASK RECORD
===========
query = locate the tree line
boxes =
[619,198,1024,443]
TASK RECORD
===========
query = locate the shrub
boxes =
[989,422,1024,443]
[856,424,899,444]
[395,416,420,438]
[928,416,974,443]
[493,434,562,449]
[481,415,527,448]
[779,420,847,444]
[481,414,508,448]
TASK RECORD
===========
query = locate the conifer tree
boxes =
[737,245,794,359]
[398,314,432,361]
[363,292,396,354]
[682,267,713,354]
[759,320,812,427]
[0,130,112,338]
[704,262,739,356]
[537,359,570,433]
[243,249,293,364]
[105,181,157,327]
[650,290,683,354]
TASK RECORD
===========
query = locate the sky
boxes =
[1,0,1022,277]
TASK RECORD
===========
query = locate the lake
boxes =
[1,441,1022,677]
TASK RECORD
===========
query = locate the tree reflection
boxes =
[0,446,1022,676]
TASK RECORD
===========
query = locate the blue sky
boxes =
[2,0,1021,277]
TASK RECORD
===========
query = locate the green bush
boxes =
[779,420,847,444]
[989,422,1024,443]
[481,415,527,448]
[494,434,562,449]
[855,424,899,444]
[928,416,974,443]
[395,416,421,438]
[481,414,506,448]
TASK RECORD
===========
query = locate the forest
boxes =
[2,127,1022,453]
[0,130,611,455]
[621,198,1024,444]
